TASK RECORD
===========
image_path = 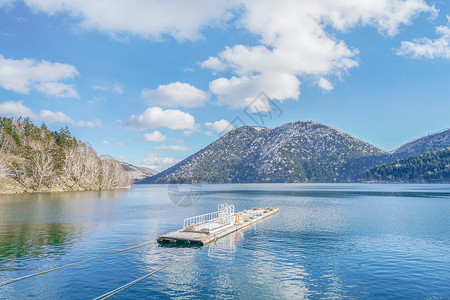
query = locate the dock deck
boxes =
[157,206,279,246]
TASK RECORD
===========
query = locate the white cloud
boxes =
[0,100,99,127]
[112,82,123,94]
[204,119,234,133]
[92,85,108,92]
[142,152,181,171]
[141,82,208,108]
[318,78,334,91]
[209,72,300,109]
[39,109,74,124]
[0,99,34,117]
[21,0,434,43]
[102,138,124,146]
[76,120,102,127]
[155,145,189,151]
[202,0,435,107]
[125,106,195,130]
[23,0,236,41]
[36,82,78,98]
[0,0,14,8]
[12,0,436,107]
[143,130,166,142]
[396,18,450,59]
[0,55,79,97]
[200,56,228,71]
[182,123,202,136]
[92,82,123,94]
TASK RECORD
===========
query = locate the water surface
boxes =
[0,184,449,299]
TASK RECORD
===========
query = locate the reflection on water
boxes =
[0,189,126,203]
[207,230,243,259]
[0,189,126,272]
[0,184,449,299]
[0,223,78,269]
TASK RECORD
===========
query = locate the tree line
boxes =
[0,116,129,192]
[362,147,450,183]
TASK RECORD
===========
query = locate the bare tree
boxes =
[99,156,129,190]
[9,156,31,189]
[64,142,88,189]
[0,155,7,179]
[0,131,12,180]
[28,141,56,191]
[80,143,101,190]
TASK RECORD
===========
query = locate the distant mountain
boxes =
[393,129,450,159]
[144,121,389,183]
[362,147,450,183]
[121,162,157,183]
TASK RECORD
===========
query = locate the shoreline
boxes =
[0,179,131,195]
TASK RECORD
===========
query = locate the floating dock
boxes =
[157,204,279,246]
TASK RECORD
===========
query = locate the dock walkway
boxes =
[157,206,280,246]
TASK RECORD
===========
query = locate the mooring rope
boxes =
[93,246,204,300]
[0,240,156,287]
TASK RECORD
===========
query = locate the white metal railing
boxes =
[183,204,235,232]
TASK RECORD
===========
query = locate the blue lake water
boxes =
[0,184,449,299]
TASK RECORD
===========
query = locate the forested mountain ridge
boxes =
[393,129,450,159]
[143,121,389,183]
[362,147,450,183]
[121,162,157,183]
[0,117,129,194]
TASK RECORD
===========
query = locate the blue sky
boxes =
[0,0,449,171]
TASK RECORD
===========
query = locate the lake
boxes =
[0,184,449,299]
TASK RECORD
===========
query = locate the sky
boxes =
[0,0,449,171]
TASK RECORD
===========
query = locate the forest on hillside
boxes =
[362,148,450,183]
[0,117,129,193]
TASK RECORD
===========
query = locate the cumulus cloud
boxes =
[143,130,166,142]
[209,72,300,109]
[0,100,100,127]
[142,152,181,171]
[155,145,189,151]
[125,106,195,130]
[318,78,334,91]
[0,99,34,117]
[396,17,450,59]
[200,56,228,71]
[141,82,208,108]
[12,0,437,106]
[202,0,436,107]
[0,55,79,97]
[22,0,236,41]
[204,119,234,133]
[21,0,435,42]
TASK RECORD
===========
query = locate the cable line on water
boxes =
[0,240,156,287]
[93,246,204,300]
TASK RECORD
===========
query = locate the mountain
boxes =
[362,147,450,183]
[121,162,157,183]
[393,129,450,159]
[144,121,389,183]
